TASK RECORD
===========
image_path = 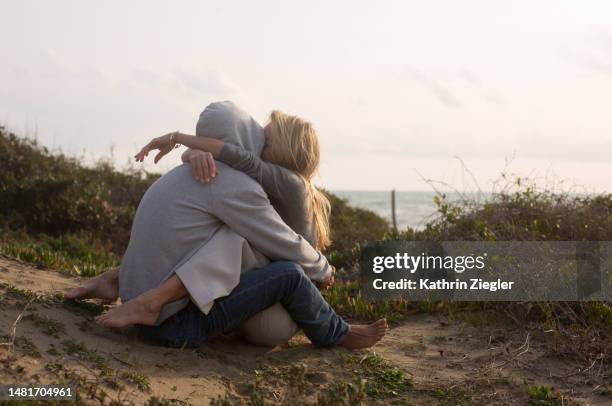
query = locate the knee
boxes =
[240,304,299,347]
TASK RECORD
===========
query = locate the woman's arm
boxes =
[135,131,300,198]
[135,132,221,182]
[176,132,300,200]
[174,132,224,157]
[215,142,300,199]
[135,131,223,163]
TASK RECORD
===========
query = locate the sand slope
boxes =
[0,256,609,405]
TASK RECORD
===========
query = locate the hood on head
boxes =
[195,101,265,156]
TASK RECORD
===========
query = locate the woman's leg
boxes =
[203,261,349,347]
[138,261,388,349]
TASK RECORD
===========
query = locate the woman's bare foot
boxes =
[64,269,119,303]
[95,293,162,328]
[338,319,388,349]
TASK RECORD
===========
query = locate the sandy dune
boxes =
[0,256,609,405]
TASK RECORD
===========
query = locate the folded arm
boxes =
[209,180,331,282]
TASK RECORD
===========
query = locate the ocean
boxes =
[331,190,444,230]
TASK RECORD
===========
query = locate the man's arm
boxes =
[209,179,331,282]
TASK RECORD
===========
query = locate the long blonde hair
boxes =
[266,110,331,250]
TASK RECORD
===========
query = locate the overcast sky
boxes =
[1,0,611,191]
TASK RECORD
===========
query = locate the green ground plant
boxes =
[61,339,106,367]
[527,384,562,406]
[121,370,151,392]
[24,311,66,338]
[343,352,412,397]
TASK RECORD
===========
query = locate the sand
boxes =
[0,255,609,405]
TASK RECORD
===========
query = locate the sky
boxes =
[1,0,612,191]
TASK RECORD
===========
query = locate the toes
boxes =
[95,312,111,324]
[65,287,85,299]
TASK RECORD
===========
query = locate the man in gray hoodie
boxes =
[66,102,387,349]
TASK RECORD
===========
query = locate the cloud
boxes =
[484,91,505,106]
[8,66,30,79]
[4,51,107,85]
[0,53,244,169]
[591,30,612,54]
[585,59,612,75]
[456,68,481,86]
[172,68,238,96]
[562,30,612,75]
[402,66,504,108]
[514,133,612,163]
[130,68,166,87]
[403,67,463,108]
[38,49,107,82]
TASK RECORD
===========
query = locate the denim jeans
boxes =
[138,261,349,348]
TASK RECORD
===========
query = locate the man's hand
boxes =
[186,150,217,183]
[316,266,336,291]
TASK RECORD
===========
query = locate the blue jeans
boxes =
[138,261,349,348]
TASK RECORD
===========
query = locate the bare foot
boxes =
[64,269,119,303]
[95,293,162,328]
[338,319,388,350]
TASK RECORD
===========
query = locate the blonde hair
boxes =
[266,110,331,250]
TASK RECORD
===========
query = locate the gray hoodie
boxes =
[118,101,331,322]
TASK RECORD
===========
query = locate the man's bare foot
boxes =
[95,293,162,328]
[338,319,388,350]
[64,269,119,303]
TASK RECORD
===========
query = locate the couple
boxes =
[66,101,387,350]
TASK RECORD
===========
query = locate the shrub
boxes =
[0,130,157,252]
[0,129,388,272]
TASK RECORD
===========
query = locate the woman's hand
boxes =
[316,266,336,291]
[134,132,180,164]
[186,150,217,183]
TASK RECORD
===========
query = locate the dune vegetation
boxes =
[1,127,610,404]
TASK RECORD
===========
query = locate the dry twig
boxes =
[0,296,35,352]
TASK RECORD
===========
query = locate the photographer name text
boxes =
[370,253,515,292]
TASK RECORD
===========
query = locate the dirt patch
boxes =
[0,256,610,405]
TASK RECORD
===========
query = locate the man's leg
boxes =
[138,261,387,349]
[64,267,120,302]
[95,274,187,327]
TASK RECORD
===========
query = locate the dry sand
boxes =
[0,255,609,405]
